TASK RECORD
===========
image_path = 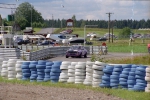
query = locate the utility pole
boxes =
[52,14,53,34]
[106,12,113,43]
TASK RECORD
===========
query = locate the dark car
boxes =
[98,37,107,41]
[37,40,54,45]
[66,45,88,58]
[17,39,30,45]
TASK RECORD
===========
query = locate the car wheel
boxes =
[84,53,87,58]
[66,56,69,58]
[79,53,82,58]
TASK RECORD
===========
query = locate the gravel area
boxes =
[0,83,123,100]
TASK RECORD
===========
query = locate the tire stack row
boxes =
[83,61,94,86]
[7,59,17,80]
[119,64,131,89]
[44,61,53,82]
[145,66,150,92]
[0,58,3,76]
[1,61,8,78]
[92,61,105,87]
[127,65,137,90]
[21,61,31,80]
[16,60,25,80]
[59,61,71,82]
[132,65,147,91]
[110,65,122,89]
[67,62,76,83]
[36,60,47,82]
[50,61,62,83]
[75,62,86,84]
[100,65,114,88]
[29,61,38,82]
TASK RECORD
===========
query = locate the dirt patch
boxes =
[0,83,123,100]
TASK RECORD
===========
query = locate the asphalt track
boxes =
[48,52,147,62]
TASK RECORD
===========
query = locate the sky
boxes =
[0,0,150,21]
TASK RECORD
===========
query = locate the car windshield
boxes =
[70,46,81,50]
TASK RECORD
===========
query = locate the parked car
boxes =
[17,39,30,45]
[66,45,88,58]
[97,37,107,41]
[37,40,54,45]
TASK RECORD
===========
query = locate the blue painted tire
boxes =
[136,83,147,87]
[37,69,45,72]
[128,85,134,88]
[136,79,147,83]
[122,71,130,75]
[46,66,52,69]
[45,75,50,78]
[37,77,44,80]
[112,72,121,75]
[132,65,139,68]
[106,65,114,70]
[103,69,113,74]
[127,80,136,85]
[22,73,31,77]
[30,69,37,71]
[99,83,110,88]
[119,78,127,82]
[44,69,51,73]
[22,69,30,73]
[37,71,45,75]
[53,61,62,65]
[138,65,147,69]
[102,76,110,81]
[104,73,111,77]
[51,68,61,73]
[122,64,132,68]
[50,72,60,76]
[110,75,119,79]
[110,83,119,87]
[30,61,38,64]
[130,68,136,72]
[37,74,45,77]
[29,64,37,69]
[50,76,59,80]
[21,65,29,69]
[119,82,127,85]
[119,74,128,78]
[120,85,128,88]
[110,79,119,83]
[30,74,37,77]
[135,70,145,76]
[113,68,122,72]
[51,80,59,83]
[102,80,110,84]
[129,72,135,76]
[123,68,131,71]
[22,77,29,80]
[114,65,122,68]
[128,76,135,80]
[30,77,37,80]
[135,75,145,79]
[22,62,30,65]
[36,65,46,69]
[38,60,47,65]
[31,71,37,74]
[44,78,50,81]
[51,65,61,69]
[46,62,53,66]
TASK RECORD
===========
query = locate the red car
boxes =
[66,45,87,58]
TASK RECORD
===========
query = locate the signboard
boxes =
[66,19,73,27]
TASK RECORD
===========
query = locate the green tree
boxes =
[119,27,131,38]
[72,15,76,27]
[15,2,44,29]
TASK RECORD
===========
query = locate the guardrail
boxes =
[20,46,107,61]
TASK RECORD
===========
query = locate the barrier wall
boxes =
[1,59,149,92]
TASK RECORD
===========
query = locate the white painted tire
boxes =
[16,74,22,79]
[1,73,8,77]
[92,82,100,87]
[68,73,75,77]
[147,84,150,87]
[2,61,8,64]
[2,64,7,68]
[146,68,150,73]
[78,62,86,65]
[60,65,68,70]
[75,76,85,79]
[71,62,77,66]
[59,78,68,82]
[15,64,22,68]
[83,81,92,85]
[85,75,92,80]
[68,69,75,73]
[75,79,84,82]
[8,71,16,75]
[75,65,86,69]
[86,72,92,76]
[75,69,85,72]
[75,81,83,84]
[75,72,85,76]
[62,61,71,65]
[67,79,75,83]
[7,63,16,67]
[86,68,93,73]
[59,75,68,79]
[93,74,102,79]
[68,77,75,80]
[2,67,7,70]
[61,70,68,73]
[16,68,22,72]
[8,67,15,71]
[8,59,17,62]
[68,65,75,69]
[95,61,106,66]
[93,70,103,75]
[145,77,150,81]
[8,75,16,78]
[8,78,16,80]
[1,70,8,73]
[60,73,68,76]
[146,73,150,77]
[93,78,102,82]
[92,65,104,70]
[86,61,94,66]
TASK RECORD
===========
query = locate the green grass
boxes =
[33,28,42,33]
[0,77,150,100]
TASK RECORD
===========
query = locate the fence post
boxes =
[92,46,93,54]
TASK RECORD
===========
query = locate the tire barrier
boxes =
[0,58,3,76]
[7,59,18,80]
[29,61,38,82]
[100,65,114,88]
[75,62,86,84]
[21,61,31,80]
[59,61,71,82]
[36,60,47,82]
[50,61,62,83]
[145,66,150,92]
[67,62,76,83]
[1,61,8,78]
[44,61,53,82]
[83,61,94,86]
[93,61,106,87]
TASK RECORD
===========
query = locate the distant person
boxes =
[102,42,106,46]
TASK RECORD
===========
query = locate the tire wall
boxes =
[0,59,150,92]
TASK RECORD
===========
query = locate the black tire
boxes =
[84,53,87,58]
[78,53,82,58]
[66,56,69,58]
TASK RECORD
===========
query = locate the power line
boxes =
[106,12,113,43]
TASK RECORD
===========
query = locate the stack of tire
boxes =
[50,61,62,83]
[127,65,138,90]
[21,61,31,80]
[7,59,17,80]
[15,60,25,80]
[145,66,150,92]
[75,62,86,84]
[0,58,3,76]
[44,61,54,82]
[29,61,38,82]
[132,65,147,91]
[59,61,71,82]
[83,61,94,86]
[92,61,105,87]
[36,60,47,82]
[100,65,114,88]
[1,61,8,78]
[67,62,76,83]
[110,64,122,89]
[119,64,131,89]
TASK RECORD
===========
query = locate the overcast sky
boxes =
[0,0,150,20]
